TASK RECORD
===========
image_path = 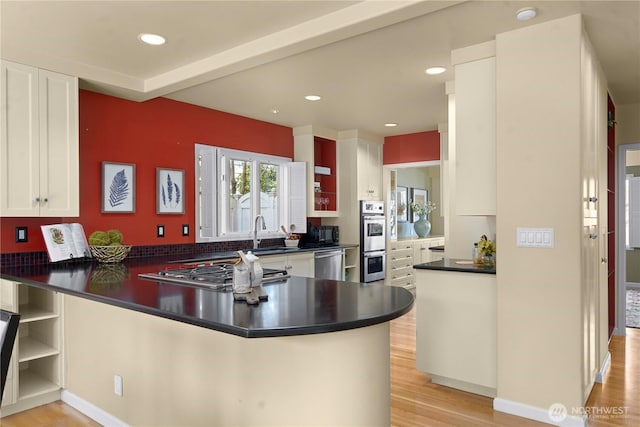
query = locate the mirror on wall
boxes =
[395,164,442,239]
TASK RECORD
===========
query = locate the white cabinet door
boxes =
[1,61,39,216]
[0,60,78,217]
[455,57,496,215]
[413,237,445,264]
[38,69,79,217]
[357,140,382,200]
[287,252,314,278]
[260,252,314,278]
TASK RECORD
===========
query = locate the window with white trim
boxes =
[195,144,306,242]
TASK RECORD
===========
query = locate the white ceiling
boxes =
[2,1,639,137]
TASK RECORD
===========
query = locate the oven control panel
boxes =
[361,200,384,215]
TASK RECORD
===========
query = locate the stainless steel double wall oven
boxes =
[360,200,386,282]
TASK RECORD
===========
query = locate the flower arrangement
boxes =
[478,234,496,257]
[410,200,436,217]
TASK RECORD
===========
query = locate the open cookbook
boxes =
[41,223,91,262]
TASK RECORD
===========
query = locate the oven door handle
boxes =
[363,215,385,221]
[363,251,386,258]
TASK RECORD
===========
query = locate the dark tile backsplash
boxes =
[0,239,284,268]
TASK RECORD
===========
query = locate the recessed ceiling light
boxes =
[384,123,398,127]
[304,95,321,101]
[516,7,537,21]
[425,66,446,75]
[138,33,166,45]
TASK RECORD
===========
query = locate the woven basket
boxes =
[90,245,132,263]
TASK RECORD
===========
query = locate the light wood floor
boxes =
[390,307,640,427]
[2,306,638,426]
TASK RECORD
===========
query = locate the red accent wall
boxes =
[383,130,440,164]
[1,90,293,253]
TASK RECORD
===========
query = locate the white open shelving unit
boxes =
[1,281,63,415]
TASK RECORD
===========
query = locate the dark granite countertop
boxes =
[413,258,496,275]
[0,253,412,338]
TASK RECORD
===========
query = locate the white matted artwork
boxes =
[102,162,135,213]
[410,188,428,222]
[397,186,408,222]
[157,168,185,214]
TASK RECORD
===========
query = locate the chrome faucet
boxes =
[253,214,266,249]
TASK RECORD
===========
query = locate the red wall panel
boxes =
[383,130,440,164]
[1,90,293,253]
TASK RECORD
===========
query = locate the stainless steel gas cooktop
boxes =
[138,264,288,290]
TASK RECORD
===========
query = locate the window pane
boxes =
[229,158,252,233]
[259,163,279,231]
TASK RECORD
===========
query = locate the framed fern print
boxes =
[156,168,184,214]
[102,162,136,213]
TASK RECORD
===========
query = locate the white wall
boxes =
[495,14,607,421]
[617,103,640,146]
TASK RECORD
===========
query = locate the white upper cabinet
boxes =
[1,60,79,217]
[357,139,383,200]
[452,44,496,216]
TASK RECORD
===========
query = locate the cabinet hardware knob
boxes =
[35,197,40,202]
[588,196,598,203]
[589,233,598,239]
[601,257,608,264]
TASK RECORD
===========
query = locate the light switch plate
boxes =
[517,227,554,248]
[157,225,165,238]
[182,224,189,236]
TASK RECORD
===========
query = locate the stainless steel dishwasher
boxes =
[314,249,344,280]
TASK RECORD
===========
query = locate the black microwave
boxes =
[302,225,339,246]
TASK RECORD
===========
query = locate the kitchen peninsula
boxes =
[1,256,413,426]
[413,259,496,397]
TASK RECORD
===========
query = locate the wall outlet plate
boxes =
[157,225,165,237]
[15,226,28,243]
[182,224,189,236]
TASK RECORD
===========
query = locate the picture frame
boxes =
[157,168,185,214]
[102,162,136,213]
[410,188,428,222]
[397,186,408,222]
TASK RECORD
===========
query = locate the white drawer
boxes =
[391,275,415,288]
[390,264,414,279]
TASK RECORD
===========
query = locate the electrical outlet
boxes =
[15,226,28,243]
[182,224,189,236]
[114,375,123,396]
[157,225,165,237]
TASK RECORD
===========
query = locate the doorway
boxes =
[617,143,640,335]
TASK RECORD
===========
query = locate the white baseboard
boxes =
[61,390,129,427]
[493,397,587,427]
[595,351,611,383]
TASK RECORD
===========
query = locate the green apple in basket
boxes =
[89,229,130,262]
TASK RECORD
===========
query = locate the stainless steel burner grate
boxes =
[138,263,288,290]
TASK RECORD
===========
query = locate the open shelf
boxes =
[18,369,59,400]
[19,336,59,362]
[18,305,58,323]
